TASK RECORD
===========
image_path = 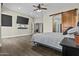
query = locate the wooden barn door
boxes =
[62,10,77,32]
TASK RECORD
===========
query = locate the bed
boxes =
[32,32,74,52]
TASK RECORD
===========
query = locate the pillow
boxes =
[63,27,73,35]
[67,28,76,34]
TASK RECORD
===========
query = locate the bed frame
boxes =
[32,41,62,52]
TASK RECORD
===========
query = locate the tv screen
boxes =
[17,16,29,24]
[1,14,12,26]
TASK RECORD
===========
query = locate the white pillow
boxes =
[67,27,77,34]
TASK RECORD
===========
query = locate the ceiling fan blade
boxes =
[38,4,41,9]
[33,4,47,11]
[41,8,47,10]
[33,5,37,8]
[34,9,38,11]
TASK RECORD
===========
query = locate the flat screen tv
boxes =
[1,14,12,26]
[17,16,29,24]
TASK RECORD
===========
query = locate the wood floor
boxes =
[0,35,61,56]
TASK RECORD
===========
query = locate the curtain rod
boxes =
[49,8,78,16]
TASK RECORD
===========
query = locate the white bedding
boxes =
[32,32,74,51]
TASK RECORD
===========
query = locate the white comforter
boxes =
[32,32,74,51]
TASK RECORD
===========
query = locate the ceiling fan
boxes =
[33,4,47,12]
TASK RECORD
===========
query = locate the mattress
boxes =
[32,32,75,51]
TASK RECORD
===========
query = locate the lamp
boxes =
[37,9,42,12]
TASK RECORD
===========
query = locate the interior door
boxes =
[62,10,77,32]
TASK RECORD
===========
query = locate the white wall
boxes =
[1,7,33,38]
[43,14,52,33]
[34,18,43,23]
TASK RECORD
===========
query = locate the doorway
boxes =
[34,23,43,33]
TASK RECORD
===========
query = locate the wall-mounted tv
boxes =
[1,14,12,26]
[17,16,29,24]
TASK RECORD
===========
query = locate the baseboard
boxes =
[1,33,32,39]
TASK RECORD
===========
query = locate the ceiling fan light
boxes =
[37,10,42,12]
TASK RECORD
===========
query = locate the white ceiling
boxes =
[2,3,79,18]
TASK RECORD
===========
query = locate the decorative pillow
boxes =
[63,27,73,35]
[67,28,77,34]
